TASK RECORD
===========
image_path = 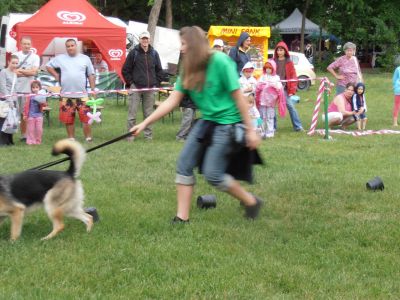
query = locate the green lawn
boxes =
[1,72,399,298]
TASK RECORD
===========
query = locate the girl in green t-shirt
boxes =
[130,26,263,222]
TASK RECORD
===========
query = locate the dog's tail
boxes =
[52,139,86,178]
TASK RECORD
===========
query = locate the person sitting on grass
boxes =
[322,82,357,129]
[130,26,263,223]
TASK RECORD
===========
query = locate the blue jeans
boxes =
[175,119,235,191]
[285,91,303,131]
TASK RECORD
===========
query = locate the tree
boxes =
[300,0,312,53]
[147,0,163,43]
[165,0,172,28]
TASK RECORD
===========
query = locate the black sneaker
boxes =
[244,196,263,219]
[171,216,189,224]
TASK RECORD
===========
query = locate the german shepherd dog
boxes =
[0,139,93,241]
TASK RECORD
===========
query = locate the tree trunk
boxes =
[165,0,173,28]
[147,0,163,44]
[300,0,312,53]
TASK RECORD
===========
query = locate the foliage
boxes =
[1,0,400,67]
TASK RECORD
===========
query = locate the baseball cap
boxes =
[212,39,224,48]
[139,31,151,39]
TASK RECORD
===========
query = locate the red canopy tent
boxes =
[13,0,126,79]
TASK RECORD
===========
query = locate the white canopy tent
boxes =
[274,8,325,35]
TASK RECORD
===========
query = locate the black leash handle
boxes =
[30,132,134,171]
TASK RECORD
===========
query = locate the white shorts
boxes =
[321,112,343,123]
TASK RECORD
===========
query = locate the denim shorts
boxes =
[175,119,235,191]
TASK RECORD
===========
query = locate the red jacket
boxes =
[273,41,297,96]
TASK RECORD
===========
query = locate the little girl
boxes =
[247,95,263,134]
[351,82,367,130]
[23,80,47,145]
[239,62,257,96]
[256,59,285,138]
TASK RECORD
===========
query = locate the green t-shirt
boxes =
[175,51,241,124]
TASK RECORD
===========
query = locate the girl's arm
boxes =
[131,90,184,135]
[231,89,261,150]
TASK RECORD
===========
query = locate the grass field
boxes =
[1,72,400,299]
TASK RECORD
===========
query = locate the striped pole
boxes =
[307,78,326,136]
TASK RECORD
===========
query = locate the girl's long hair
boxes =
[180,26,211,91]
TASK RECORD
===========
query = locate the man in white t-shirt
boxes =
[46,39,96,142]
[15,36,40,141]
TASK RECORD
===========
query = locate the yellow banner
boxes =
[208,26,271,38]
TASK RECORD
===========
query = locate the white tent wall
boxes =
[127,21,180,70]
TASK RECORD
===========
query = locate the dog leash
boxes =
[29,132,134,170]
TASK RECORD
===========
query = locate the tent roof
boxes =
[274,8,324,34]
[15,0,124,32]
[14,0,126,79]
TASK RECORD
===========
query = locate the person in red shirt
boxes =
[273,41,304,131]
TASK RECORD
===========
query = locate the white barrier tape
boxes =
[0,76,337,100]
[0,86,174,100]
[314,129,400,137]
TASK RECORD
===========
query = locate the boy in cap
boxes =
[212,39,224,51]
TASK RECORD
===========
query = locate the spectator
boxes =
[0,55,19,146]
[327,42,363,95]
[46,39,96,142]
[273,41,304,131]
[239,62,257,97]
[393,65,400,126]
[212,39,224,52]
[256,59,285,138]
[14,36,40,142]
[351,82,367,130]
[228,32,251,75]
[93,53,109,73]
[23,80,47,145]
[130,26,263,222]
[304,42,314,64]
[122,31,164,141]
[176,95,196,142]
[322,82,357,129]
[290,36,300,52]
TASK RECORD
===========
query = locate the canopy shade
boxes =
[274,8,326,35]
[14,0,126,79]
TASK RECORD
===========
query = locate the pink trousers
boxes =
[26,116,43,145]
[393,95,400,118]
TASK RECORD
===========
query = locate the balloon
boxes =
[86,97,104,123]
[87,111,102,125]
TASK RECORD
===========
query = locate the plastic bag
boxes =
[2,107,19,134]
[0,101,10,118]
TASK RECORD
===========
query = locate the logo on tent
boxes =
[30,48,37,54]
[108,49,123,60]
[9,30,17,39]
[57,11,86,24]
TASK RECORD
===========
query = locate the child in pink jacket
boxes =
[256,59,285,138]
